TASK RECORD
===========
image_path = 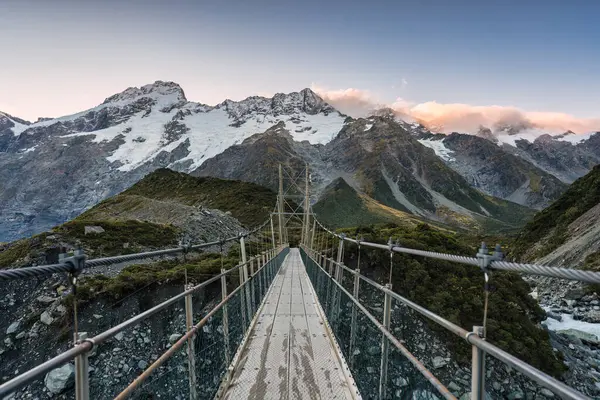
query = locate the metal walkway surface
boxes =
[223,249,357,400]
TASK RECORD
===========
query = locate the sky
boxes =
[1,0,599,132]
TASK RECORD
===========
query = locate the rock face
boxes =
[196,117,536,231]
[416,132,568,209]
[512,165,600,267]
[0,82,345,242]
[44,363,75,394]
[506,133,600,183]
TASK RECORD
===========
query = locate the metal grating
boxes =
[223,249,357,400]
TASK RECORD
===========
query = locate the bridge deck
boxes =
[223,248,356,400]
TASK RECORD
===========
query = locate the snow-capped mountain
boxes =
[1,81,598,242]
[0,81,346,241]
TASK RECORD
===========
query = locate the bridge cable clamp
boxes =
[476,243,504,274]
[59,249,86,278]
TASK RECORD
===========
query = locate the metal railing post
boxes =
[250,258,256,313]
[74,332,90,400]
[349,268,360,369]
[379,283,392,400]
[257,255,264,298]
[221,269,231,366]
[240,236,252,326]
[471,326,486,400]
[239,236,248,328]
[184,284,198,400]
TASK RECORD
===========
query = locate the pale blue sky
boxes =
[1,0,599,124]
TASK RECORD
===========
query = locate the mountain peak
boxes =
[102,81,187,105]
[216,88,339,120]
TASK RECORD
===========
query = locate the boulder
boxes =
[6,321,20,335]
[557,328,600,345]
[432,356,448,369]
[40,311,54,325]
[84,225,105,235]
[44,364,75,394]
[36,295,58,304]
[565,288,586,300]
[546,311,562,321]
[169,333,181,344]
[585,310,600,323]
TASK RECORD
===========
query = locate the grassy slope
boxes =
[1,169,278,268]
[111,168,277,227]
[332,223,565,377]
[512,164,600,261]
[313,177,440,230]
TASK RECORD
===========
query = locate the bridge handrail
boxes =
[0,248,279,397]
[0,217,273,281]
[302,248,456,399]
[313,218,600,284]
[113,246,284,399]
[305,250,590,399]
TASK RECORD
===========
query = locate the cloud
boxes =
[310,84,383,117]
[313,86,600,134]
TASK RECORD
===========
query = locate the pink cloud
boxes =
[313,86,600,134]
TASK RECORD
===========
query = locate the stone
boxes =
[44,364,74,394]
[585,310,600,323]
[84,225,105,235]
[40,311,54,325]
[507,389,524,399]
[540,388,554,397]
[123,242,130,249]
[169,333,181,344]
[558,328,600,345]
[55,304,67,316]
[545,311,562,321]
[115,332,124,341]
[6,321,20,335]
[15,332,27,340]
[4,337,13,347]
[448,381,461,392]
[529,290,539,300]
[565,288,586,300]
[93,314,103,319]
[138,360,148,370]
[36,295,57,304]
[432,356,447,369]
[564,299,576,307]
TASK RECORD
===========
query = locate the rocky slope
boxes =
[511,164,600,266]
[415,132,569,209]
[488,127,600,183]
[507,166,600,397]
[0,171,277,399]
[196,116,536,232]
[0,169,277,269]
[0,82,345,242]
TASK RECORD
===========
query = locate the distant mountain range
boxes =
[1,81,599,241]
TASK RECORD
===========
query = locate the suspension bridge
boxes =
[1,164,599,400]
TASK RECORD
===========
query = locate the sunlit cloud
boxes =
[313,86,600,134]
